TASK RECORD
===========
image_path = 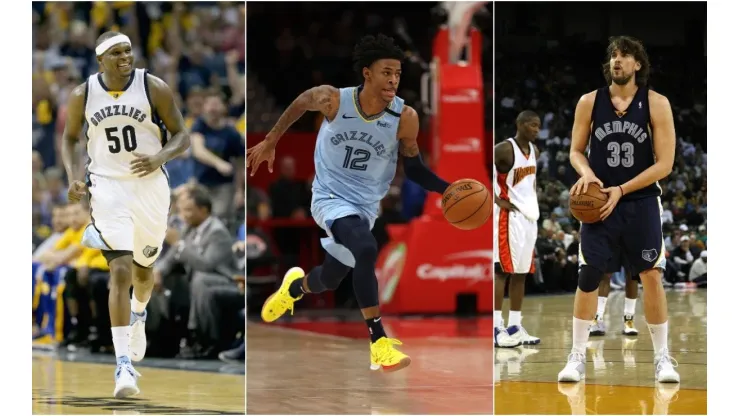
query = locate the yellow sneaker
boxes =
[260,267,305,323]
[369,337,411,372]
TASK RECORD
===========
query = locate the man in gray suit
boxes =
[154,186,243,357]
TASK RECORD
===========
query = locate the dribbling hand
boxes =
[246,136,277,176]
[67,180,88,203]
[569,172,604,196]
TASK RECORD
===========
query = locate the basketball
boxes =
[569,182,608,224]
[441,179,492,230]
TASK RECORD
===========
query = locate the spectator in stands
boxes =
[268,156,311,268]
[36,203,89,270]
[690,251,707,287]
[247,186,271,220]
[191,91,246,223]
[34,204,69,259]
[154,186,240,358]
[670,236,695,283]
[219,226,246,364]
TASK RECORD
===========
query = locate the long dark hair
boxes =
[602,36,651,86]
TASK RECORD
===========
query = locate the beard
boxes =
[611,70,634,86]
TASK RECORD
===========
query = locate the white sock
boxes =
[596,296,607,319]
[624,298,637,316]
[508,310,522,327]
[572,317,592,354]
[131,293,149,314]
[648,321,669,356]
[112,326,131,360]
[494,310,504,328]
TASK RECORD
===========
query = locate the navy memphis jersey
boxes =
[588,86,661,201]
[312,86,404,206]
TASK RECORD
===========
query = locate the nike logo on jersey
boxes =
[342,114,357,119]
[89,104,147,127]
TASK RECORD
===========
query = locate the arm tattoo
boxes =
[270,87,333,139]
[399,140,420,157]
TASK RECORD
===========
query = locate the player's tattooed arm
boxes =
[398,105,421,157]
[620,91,676,195]
[398,106,450,194]
[148,74,191,163]
[268,85,340,142]
[61,82,87,183]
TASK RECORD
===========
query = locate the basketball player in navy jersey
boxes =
[247,34,452,372]
[61,32,190,397]
[557,36,679,383]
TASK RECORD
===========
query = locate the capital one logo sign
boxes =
[416,250,493,282]
[443,137,481,153]
[442,88,480,104]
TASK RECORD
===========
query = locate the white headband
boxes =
[96,35,132,56]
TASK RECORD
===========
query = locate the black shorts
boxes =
[580,197,666,276]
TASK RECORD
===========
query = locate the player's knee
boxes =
[108,260,133,287]
[132,266,153,286]
[495,272,510,282]
[578,265,602,293]
[639,268,663,286]
[350,236,378,264]
[510,273,526,283]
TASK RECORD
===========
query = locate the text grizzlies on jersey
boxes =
[593,120,648,143]
[89,105,148,127]
[330,131,386,156]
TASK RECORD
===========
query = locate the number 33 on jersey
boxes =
[85,68,167,179]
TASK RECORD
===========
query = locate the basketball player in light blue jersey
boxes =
[247,34,453,372]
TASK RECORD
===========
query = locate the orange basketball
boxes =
[569,182,608,224]
[442,179,492,230]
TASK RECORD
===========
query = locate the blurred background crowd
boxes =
[495,2,707,294]
[245,2,493,312]
[32,1,246,363]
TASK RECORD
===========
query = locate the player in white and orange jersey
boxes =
[494,110,541,348]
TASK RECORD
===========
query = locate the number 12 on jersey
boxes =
[342,145,370,171]
[106,126,138,153]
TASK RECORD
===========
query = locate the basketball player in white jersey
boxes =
[494,111,541,348]
[61,32,190,398]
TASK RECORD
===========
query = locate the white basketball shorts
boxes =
[85,170,170,267]
[494,205,537,274]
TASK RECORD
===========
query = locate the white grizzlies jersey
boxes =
[84,68,166,180]
[495,138,539,222]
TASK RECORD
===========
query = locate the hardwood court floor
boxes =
[32,355,245,414]
[247,316,494,414]
[495,289,707,414]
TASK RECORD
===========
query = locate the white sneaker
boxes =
[495,326,521,348]
[654,348,680,383]
[113,358,141,398]
[557,351,586,382]
[589,318,606,336]
[129,310,147,362]
[507,325,540,345]
[622,314,639,335]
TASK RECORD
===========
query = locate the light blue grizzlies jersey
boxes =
[312,86,404,208]
[311,86,404,267]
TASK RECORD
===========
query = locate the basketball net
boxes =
[444,1,488,64]
[421,2,490,216]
